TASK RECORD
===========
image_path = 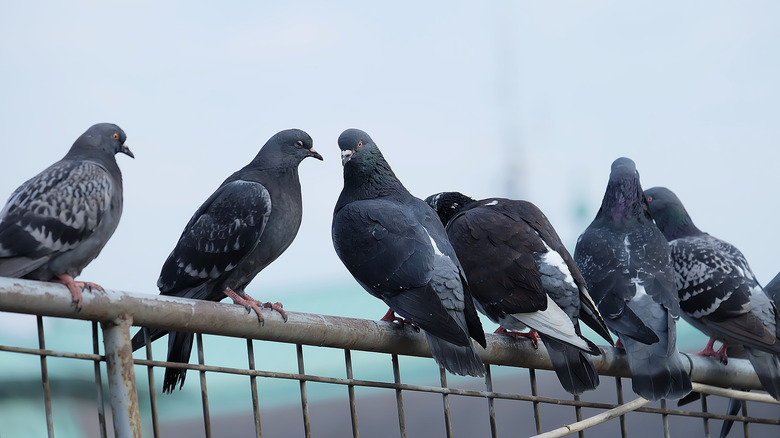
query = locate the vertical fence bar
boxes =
[699,394,710,438]
[616,377,627,438]
[92,322,108,438]
[101,314,142,438]
[196,333,212,438]
[529,369,542,434]
[297,344,312,438]
[344,349,359,438]
[439,367,453,438]
[142,328,160,438]
[573,394,584,438]
[485,365,498,438]
[742,400,750,438]
[391,354,407,438]
[247,339,263,438]
[37,316,55,438]
[661,399,670,438]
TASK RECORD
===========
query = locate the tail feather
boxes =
[718,396,744,438]
[541,334,599,395]
[622,337,692,400]
[424,332,485,377]
[162,331,195,393]
[744,347,780,400]
[130,327,167,352]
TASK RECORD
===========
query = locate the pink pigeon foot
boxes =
[495,327,540,349]
[696,337,728,364]
[54,274,104,310]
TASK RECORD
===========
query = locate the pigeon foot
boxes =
[54,274,104,310]
[495,327,540,349]
[260,300,288,322]
[696,337,728,364]
[380,308,420,332]
[224,288,266,325]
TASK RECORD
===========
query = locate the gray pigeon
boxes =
[0,123,133,309]
[426,192,612,395]
[332,129,487,377]
[574,158,692,401]
[131,128,322,393]
[645,186,780,401]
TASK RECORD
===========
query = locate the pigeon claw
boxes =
[380,308,419,331]
[495,327,540,349]
[262,301,288,322]
[696,337,728,365]
[224,288,266,326]
[54,274,104,311]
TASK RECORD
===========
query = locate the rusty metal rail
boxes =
[1,277,779,437]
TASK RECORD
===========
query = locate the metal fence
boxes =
[0,277,779,438]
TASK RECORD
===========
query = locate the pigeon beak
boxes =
[308,148,323,161]
[120,144,135,159]
[341,149,353,166]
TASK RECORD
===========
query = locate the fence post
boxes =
[102,313,142,438]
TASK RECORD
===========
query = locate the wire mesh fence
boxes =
[0,277,779,438]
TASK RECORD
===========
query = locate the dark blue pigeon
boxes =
[426,192,612,394]
[574,158,691,401]
[131,129,322,392]
[332,129,486,377]
[645,186,780,402]
[0,123,133,309]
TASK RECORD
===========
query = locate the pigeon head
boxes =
[644,187,701,240]
[337,128,381,166]
[69,123,134,160]
[598,157,648,222]
[252,129,322,168]
[424,192,476,226]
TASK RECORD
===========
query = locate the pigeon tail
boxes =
[130,327,167,351]
[622,337,692,401]
[540,334,599,395]
[425,332,485,377]
[162,330,195,393]
[719,397,744,438]
[744,347,780,400]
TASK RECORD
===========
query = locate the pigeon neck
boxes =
[653,207,702,240]
[599,177,647,223]
[340,156,411,202]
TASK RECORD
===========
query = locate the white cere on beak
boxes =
[341,149,353,166]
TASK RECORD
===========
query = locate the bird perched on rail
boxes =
[332,129,486,377]
[0,123,133,309]
[425,192,613,394]
[644,186,780,401]
[131,128,322,393]
[574,157,691,401]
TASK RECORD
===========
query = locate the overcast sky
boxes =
[2,1,779,312]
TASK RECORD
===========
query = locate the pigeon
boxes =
[573,157,692,401]
[332,129,486,377]
[765,271,780,306]
[0,123,133,309]
[131,128,322,393]
[425,192,613,394]
[644,186,780,401]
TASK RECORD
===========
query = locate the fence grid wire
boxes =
[0,277,779,438]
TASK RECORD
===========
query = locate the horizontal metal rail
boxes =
[0,277,766,391]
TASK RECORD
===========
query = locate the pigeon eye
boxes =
[646,195,653,202]
[295,140,304,148]
[112,133,120,141]
[357,141,363,149]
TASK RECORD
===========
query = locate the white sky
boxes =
[2,1,780,309]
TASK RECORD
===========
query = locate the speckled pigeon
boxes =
[425,192,612,394]
[131,128,322,393]
[645,186,780,400]
[574,157,691,401]
[332,129,486,377]
[0,123,133,309]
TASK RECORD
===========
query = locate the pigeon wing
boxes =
[157,180,271,295]
[0,161,112,275]
[333,199,468,345]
